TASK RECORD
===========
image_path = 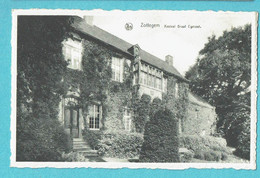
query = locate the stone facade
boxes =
[183,93,217,136]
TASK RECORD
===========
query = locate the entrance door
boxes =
[64,108,79,138]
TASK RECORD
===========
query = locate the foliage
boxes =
[194,150,226,162]
[234,113,250,160]
[62,152,86,162]
[185,24,251,154]
[97,130,143,159]
[139,109,180,162]
[134,94,151,133]
[80,40,112,107]
[16,111,72,161]
[180,135,231,154]
[82,129,102,150]
[162,78,189,133]
[17,16,73,161]
[149,97,163,118]
[181,135,230,161]
[224,107,250,147]
[179,150,194,163]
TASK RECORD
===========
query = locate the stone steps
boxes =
[73,138,98,157]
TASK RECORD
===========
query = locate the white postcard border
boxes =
[10,9,258,169]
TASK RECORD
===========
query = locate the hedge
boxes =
[139,109,180,162]
[180,135,230,162]
[97,130,143,159]
[82,129,102,150]
[180,135,230,154]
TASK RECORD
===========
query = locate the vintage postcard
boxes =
[11,9,257,169]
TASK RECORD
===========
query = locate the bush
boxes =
[16,112,72,161]
[194,150,223,162]
[97,130,143,159]
[82,129,102,150]
[179,149,194,163]
[149,97,162,118]
[221,152,228,161]
[139,109,180,162]
[180,135,231,154]
[62,152,86,162]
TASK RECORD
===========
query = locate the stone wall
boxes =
[182,94,217,136]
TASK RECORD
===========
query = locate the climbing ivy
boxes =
[64,38,135,130]
[162,76,189,132]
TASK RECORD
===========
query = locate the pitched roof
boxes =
[188,92,214,109]
[72,17,188,82]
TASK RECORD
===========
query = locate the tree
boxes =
[17,16,73,161]
[185,24,251,152]
[139,109,179,162]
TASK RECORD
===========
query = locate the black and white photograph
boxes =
[11,10,257,169]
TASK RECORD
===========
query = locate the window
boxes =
[175,83,179,98]
[163,77,167,92]
[112,57,123,82]
[63,38,82,70]
[139,63,163,91]
[157,78,162,90]
[123,108,132,132]
[88,105,101,130]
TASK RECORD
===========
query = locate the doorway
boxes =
[64,107,79,138]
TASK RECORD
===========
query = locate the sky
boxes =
[84,11,254,75]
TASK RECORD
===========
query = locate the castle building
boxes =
[58,16,216,139]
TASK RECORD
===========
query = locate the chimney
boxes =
[165,55,173,66]
[83,16,94,26]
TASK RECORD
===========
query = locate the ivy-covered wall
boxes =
[63,35,135,132]
[103,59,135,131]
[162,76,189,134]
[62,34,216,137]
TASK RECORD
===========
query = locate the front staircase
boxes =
[73,138,98,157]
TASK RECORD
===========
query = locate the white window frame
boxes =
[175,82,179,98]
[111,57,124,82]
[88,105,102,130]
[63,38,82,70]
[163,77,167,92]
[140,63,164,91]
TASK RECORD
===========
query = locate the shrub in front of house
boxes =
[194,150,225,162]
[180,135,231,154]
[179,134,231,162]
[149,97,162,118]
[16,112,72,161]
[82,129,102,150]
[179,150,194,163]
[97,130,143,159]
[139,109,180,162]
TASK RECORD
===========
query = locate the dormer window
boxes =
[111,57,123,82]
[63,38,82,70]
